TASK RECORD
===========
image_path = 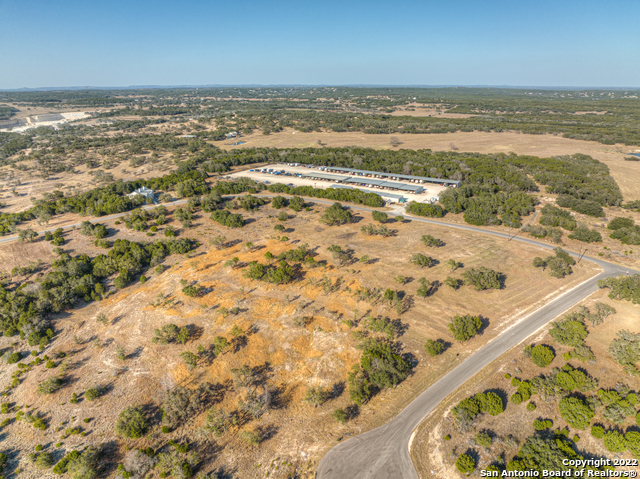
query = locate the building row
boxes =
[301,171,428,194]
[320,166,461,187]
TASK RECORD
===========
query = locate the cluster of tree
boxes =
[448,314,483,342]
[462,267,503,290]
[510,363,598,408]
[0,171,263,236]
[504,433,605,475]
[567,225,603,243]
[79,221,108,239]
[548,307,595,361]
[532,247,575,278]
[0,238,195,343]
[244,244,311,284]
[405,202,445,218]
[320,202,353,226]
[202,147,621,214]
[360,224,393,237]
[269,194,305,211]
[348,338,411,405]
[597,386,638,424]
[522,224,563,243]
[210,209,244,228]
[244,260,293,285]
[440,187,537,227]
[608,217,640,245]
[609,330,640,376]
[591,426,640,456]
[538,205,577,231]
[451,391,504,429]
[556,195,605,217]
[598,274,640,304]
[51,447,100,477]
[409,253,435,268]
[421,234,444,247]
[524,344,555,367]
[266,182,384,207]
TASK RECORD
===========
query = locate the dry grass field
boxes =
[0,200,602,478]
[410,289,640,479]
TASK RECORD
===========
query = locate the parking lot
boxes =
[227,164,450,204]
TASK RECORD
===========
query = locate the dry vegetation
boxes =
[411,289,640,478]
[0,200,601,478]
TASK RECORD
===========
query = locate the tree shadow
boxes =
[187,324,204,342]
[126,346,144,361]
[330,381,345,400]
[477,316,490,336]
[402,351,419,370]
[438,339,453,353]
[346,404,360,420]
[257,423,279,442]
[392,318,409,337]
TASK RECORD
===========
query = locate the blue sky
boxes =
[1,0,638,89]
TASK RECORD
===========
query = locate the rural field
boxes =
[0,196,601,478]
[410,287,640,478]
[0,86,639,478]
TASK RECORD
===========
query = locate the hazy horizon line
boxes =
[2,84,640,93]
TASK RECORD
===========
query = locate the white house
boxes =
[127,187,156,202]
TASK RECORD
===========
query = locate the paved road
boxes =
[310,206,638,478]
[2,194,637,478]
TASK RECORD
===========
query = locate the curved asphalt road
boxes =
[312,206,638,478]
[2,194,637,479]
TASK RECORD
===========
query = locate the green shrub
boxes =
[85,388,100,402]
[475,432,493,448]
[530,344,555,367]
[559,396,594,430]
[332,408,348,424]
[36,452,54,469]
[424,339,444,357]
[320,202,352,226]
[7,352,21,364]
[448,314,482,342]
[455,454,476,475]
[115,406,148,438]
[462,267,502,290]
[533,419,553,430]
[608,217,634,230]
[568,226,603,243]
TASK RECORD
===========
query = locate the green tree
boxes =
[559,397,594,430]
[304,386,328,407]
[372,211,388,223]
[529,344,555,367]
[455,454,476,475]
[115,406,149,438]
[320,202,352,226]
[420,234,443,247]
[462,267,502,290]
[448,314,483,342]
[425,339,444,356]
[410,253,435,268]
